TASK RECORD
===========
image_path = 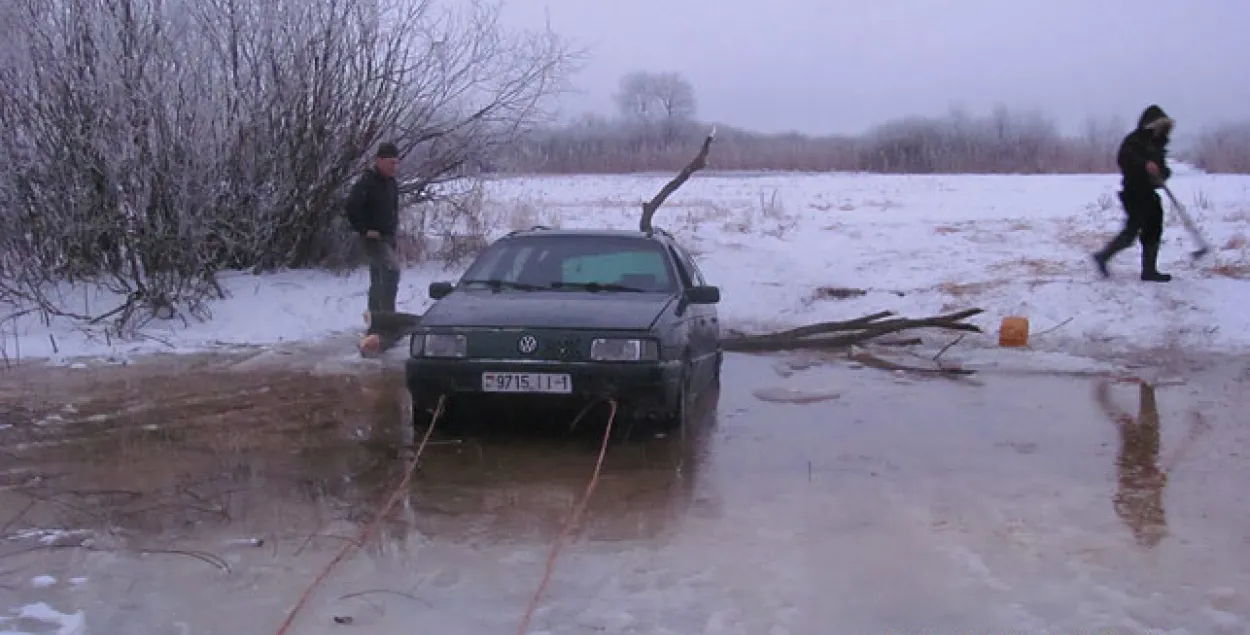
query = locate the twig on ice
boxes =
[850,350,975,378]
[1033,317,1074,338]
[338,588,430,607]
[0,542,230,573]
[135,547,232,573]
[932,334,966,361]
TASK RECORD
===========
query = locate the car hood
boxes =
[422,290,674,330]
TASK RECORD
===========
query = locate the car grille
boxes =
[536,336,583,362]
[469,331,585,362]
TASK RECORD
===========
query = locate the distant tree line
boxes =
[1189,121,1250,174]
[493,71,1250,176]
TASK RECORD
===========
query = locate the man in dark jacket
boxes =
[1092,105,1176,282]
[346,142,402,314]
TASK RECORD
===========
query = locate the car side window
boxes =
[666,246,695,288]
[669,245,705,286]
[684,251,707,286]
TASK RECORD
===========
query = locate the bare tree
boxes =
[0,0,576,334]
[613,70,697,140]
[614,72,660,126]
[649,72,697,125]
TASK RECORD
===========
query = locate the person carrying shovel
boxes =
[1092,105,1176,282]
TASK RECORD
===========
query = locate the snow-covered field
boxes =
[3,166,1249,370]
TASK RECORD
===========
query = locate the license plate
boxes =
[481,372,572,394]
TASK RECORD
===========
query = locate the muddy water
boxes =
[1,351,1248,635]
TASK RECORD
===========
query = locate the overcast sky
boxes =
[501,0,1250,137]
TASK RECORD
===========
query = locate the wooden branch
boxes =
[639,127,716,232]
[875,337,923,347]
[741,311,893,342]
[719,309,984,353]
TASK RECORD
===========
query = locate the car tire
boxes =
[652,362,691,435]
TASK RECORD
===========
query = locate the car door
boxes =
[679,247,719,382]
[667,244,715,382]
[681,248,718,342]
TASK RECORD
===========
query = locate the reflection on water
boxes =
[402,383,718,545]
[0,363,719,553]
[1094,379,1210,549]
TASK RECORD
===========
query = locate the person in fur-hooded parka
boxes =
[1093,105,1176,282]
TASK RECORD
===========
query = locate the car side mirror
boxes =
[428,281,454,299]
[686,285,720,304]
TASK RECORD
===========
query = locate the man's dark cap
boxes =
[376,142,399,159]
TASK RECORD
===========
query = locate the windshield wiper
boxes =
[459,278,544,291]
[545,281,646,292]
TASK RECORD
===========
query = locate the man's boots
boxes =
[1092,251,1112,278]
[1093,230,1137,278]
[1140,242,1172,282]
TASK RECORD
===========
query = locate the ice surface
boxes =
[27,576,55,589]
[0,602,85,635]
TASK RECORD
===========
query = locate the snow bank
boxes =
[3,167,1248,369]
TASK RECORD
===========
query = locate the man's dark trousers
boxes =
[1096,189,1166,276]
[363,235,400,313]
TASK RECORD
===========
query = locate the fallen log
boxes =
[719,308,984,353]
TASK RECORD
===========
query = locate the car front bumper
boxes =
[405,356,684,417]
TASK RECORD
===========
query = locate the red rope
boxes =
[514,398,618,635]
[270,394,617,635]
[272,394,447,635]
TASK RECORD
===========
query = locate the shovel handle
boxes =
[1159,184,1212,252]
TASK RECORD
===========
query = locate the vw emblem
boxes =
[517,335,539,355]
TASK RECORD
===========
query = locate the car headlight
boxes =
[590,338,657,361]
[413,333,467,358]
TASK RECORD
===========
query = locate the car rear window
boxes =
[461,235,677,292]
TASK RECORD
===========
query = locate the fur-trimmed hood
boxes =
[1138,104,1174,132]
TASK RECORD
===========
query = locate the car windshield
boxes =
[459,235,679,293]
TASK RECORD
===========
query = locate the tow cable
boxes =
[271,395,620,635]
[515,398,617,635]
[273,394,447,635]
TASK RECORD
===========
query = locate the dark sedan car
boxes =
[405,226,722,432]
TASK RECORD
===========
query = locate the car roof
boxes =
[500,226,678,243]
